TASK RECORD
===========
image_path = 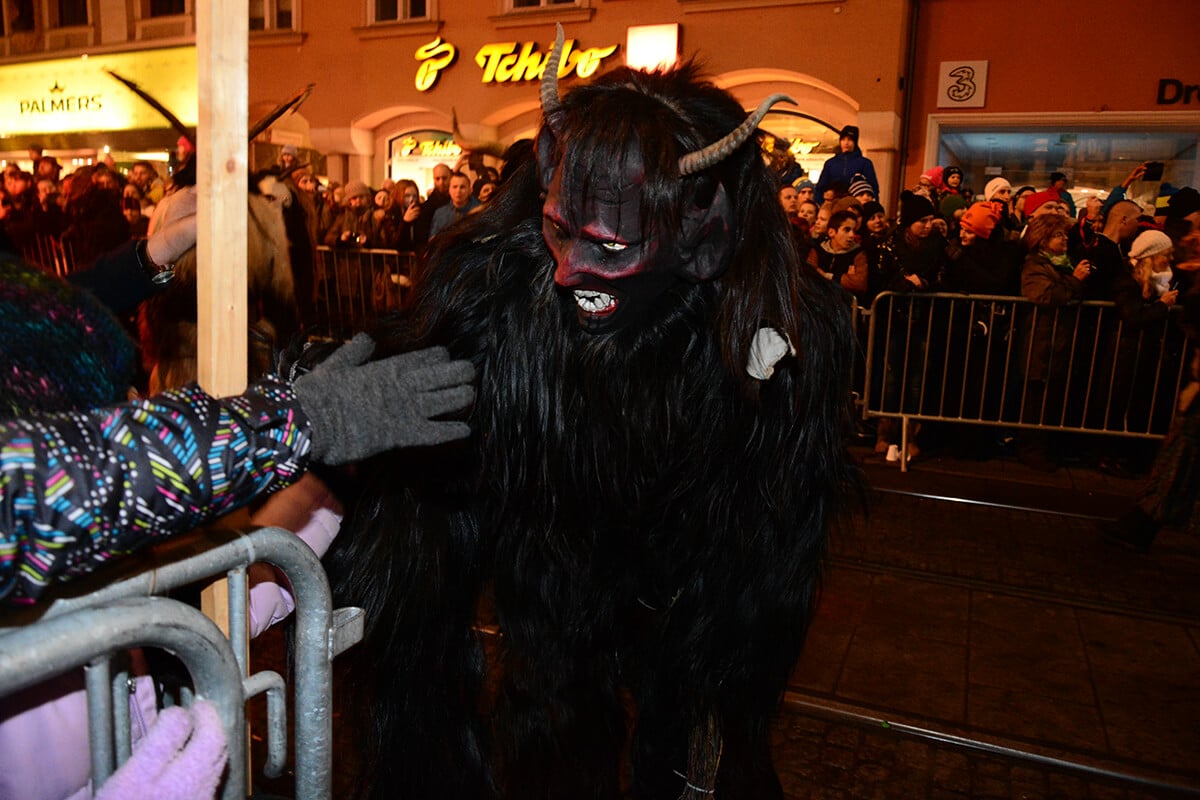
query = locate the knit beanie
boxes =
[1023,189,1060,216]
[343,180,372,200]
[848,176,874,198]
[984,177,1012,202]
[793,178,815,193]
[899,190,936,228]
[1128,229,1173,261]
[838,125,859,145]
[959,202,1000,238]
[943,166,963,183]
[0,258,135,419]
[919,166,945,192]
[861,200,885,220]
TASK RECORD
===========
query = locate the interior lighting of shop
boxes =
[625,24,679,71]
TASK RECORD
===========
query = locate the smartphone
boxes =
[1143,161,1165,182]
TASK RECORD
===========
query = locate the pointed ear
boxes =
[535,124,559,191]
[678,180,735,282]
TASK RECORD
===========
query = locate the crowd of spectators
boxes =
[6,135,1200,479]
[0,143,504,275]
[775,148,1200,473]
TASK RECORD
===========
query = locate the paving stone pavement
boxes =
[248,444,1200,799]
[771,709,1186,800]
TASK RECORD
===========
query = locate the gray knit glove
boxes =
[292,333,475,464]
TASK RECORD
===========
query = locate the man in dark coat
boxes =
[815,125,878,202]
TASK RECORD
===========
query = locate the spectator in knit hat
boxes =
[848,175,876,204]
[940,200,1022,444]
[940,166,968,232]
[815,125,878,204]
[984,177,1023,232]
[859,200,891,302]
[870,190,948,461]
[1092,228,1181,455]
[793,178,816,205]
[278,143,299,171]
[1023,189,1070,220]
[324,179,379,247]
[984,177,1011,205]
[945,202,1020,296]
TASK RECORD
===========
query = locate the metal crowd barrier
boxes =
[859,291,1189,469]
[22,234,77,277]
[313,246,416,339]
[0,526,365,800]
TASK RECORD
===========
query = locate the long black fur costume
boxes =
[326,61,859,800]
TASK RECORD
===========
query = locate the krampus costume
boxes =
[329,27,857,800]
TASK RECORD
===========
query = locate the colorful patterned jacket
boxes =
[0,377,311,603]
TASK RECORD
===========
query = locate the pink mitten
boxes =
[95,699,228,800]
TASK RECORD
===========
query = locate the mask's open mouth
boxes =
[573,288,618,316]
[557,272,679,333]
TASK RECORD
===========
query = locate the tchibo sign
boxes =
[1156,78,1200,105]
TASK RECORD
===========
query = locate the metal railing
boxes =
[312,246,416,339]
[858,291,1189,468]
[0,526,364,800]
[22,234,77,277]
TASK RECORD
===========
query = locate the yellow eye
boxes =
[601,241,628,253]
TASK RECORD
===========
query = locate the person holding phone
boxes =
[379,178,425,253]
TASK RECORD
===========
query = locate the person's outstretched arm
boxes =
[0,335,475,603]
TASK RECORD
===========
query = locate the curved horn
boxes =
[677,93,796,177]
[539,24,566,128]
[452,107,508,159]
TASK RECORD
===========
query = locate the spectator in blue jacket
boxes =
[815,125,879,203]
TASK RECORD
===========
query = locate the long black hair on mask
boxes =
[325,61,862,800]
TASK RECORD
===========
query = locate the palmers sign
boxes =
[415,36,619,92]
[0,47,197,136]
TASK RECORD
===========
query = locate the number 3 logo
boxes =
[947,66,977,102]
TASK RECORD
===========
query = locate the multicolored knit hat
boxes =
[0,257,135,419]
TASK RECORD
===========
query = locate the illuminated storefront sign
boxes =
[387,130,464,182]
[393,133,462,160]
[0,47,197,136]
[415,36,618,92]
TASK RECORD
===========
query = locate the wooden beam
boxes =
[196,0,248,639]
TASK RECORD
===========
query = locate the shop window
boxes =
[148,0,186,15]
[56,0,88,27]
[374,0,429,22]
[250,0,296,31]
[933,122,1199,214]
[9,0,37,31]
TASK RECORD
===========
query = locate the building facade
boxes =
[0,0,1197,212]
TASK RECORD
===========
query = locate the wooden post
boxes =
[196,0,248,638]
[196,2,252,790]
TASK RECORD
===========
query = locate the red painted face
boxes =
[537,133,735,333]
[541,166,673,332]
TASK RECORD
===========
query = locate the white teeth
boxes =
[574,289,616,313]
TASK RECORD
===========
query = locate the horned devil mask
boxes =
[535,25,793,333]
